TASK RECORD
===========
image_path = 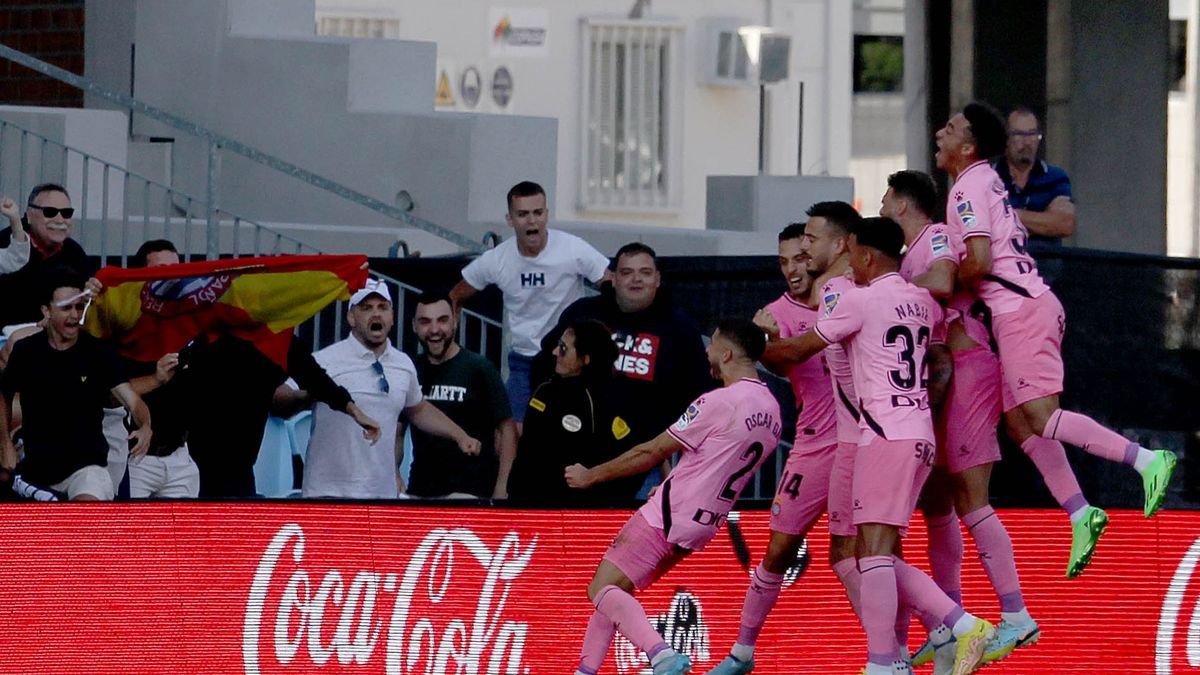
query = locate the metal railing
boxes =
[0,43,483,256]
[0,118,320,261]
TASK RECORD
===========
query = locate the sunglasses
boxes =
[28,205,75,219]
[370,359,390,393]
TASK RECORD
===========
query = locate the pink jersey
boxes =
[947,161,1050,316]
[765,294,837,451]
[815,273,943,443]
[819,274,861,443]
[640,378,782,550]
[900,222,991,347]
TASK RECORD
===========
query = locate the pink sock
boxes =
[594,585,668,659]
[894,559,959,628]
[736,564,784,647]
[1045,409,1139,465]
[832,557,863,619]
[858,555,900,666]
[963,506,1025,613]
[895,605,913,651]
[577,611,616,674]
[1020,435,1088,513]
[926,511,963,605]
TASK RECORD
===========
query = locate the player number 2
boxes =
[719,441,764,502]
[884,325,931,391]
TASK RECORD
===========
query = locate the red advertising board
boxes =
[0,504,1197,673]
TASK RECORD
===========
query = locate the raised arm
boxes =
[759,328,830,371]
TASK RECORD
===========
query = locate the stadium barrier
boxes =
[2,504,1197,673]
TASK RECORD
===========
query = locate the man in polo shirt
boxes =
[450,181,612,430]
[296,280,481,498]
[992,106,1075,245]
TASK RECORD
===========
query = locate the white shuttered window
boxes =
[581,19,683,211]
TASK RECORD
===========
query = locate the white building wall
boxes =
[316,0,853,232]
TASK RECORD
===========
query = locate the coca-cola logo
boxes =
[243,524,536,674]
[1158,536,1200,673]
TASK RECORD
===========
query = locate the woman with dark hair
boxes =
[507,319,644,504]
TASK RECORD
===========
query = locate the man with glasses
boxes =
[293,281,480,498]
[992,106,1075,244]
[0,183,95,331]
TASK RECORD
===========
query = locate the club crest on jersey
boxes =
[675,402,702,430]
[956,200,977,229]
[930,233,950,255]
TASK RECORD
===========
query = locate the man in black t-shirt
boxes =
[409,292,516,499]
[0,271,152,500]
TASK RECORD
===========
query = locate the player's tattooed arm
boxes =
[924,343,954,414]
[759,328,828,370]
[565,430,684,489]
[957,237,993,289]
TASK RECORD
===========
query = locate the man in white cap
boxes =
[289,279,481,498]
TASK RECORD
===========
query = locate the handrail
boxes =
[0,118,320,260]
[0,43,483,254]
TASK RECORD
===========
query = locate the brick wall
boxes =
[0,0,85,107]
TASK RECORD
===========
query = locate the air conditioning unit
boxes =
[699,18,791,87]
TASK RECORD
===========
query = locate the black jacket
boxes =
[534,286,712,443]
[0,227,94,328]
[507,374,643,505]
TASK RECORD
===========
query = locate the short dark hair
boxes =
[39,266,86,307]
[715,318,766,362]
[852,216,905,262]
[778,222,806,242]
[614,241,657,268]
[568,318,618,380]
[963,101,1007,160]
[131,239,179,268]
[414,289,453,310]
[27,182,70,206]
[886,170,939,218]
[805,201,862,237]
[506,181,546,210]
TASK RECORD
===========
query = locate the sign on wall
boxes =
[0,504,1195,673]
[488,7,549,58]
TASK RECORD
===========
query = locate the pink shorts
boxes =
[826,441,858,537]
[770,442,836,535]
[852,436,936,531]
[991,292,1066,411]
[939,347,1002,474]
[603,512,688,590]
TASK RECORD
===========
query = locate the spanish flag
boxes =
[84,255,368,367]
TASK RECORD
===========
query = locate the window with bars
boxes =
[580,19,683,210]
[316,16,401,40]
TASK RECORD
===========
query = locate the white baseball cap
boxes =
[350,279,392,306]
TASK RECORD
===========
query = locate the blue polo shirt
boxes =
[993,159,1072,244]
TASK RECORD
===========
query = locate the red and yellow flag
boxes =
[84,255,368,367]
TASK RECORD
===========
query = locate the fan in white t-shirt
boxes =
[451,181,611,427]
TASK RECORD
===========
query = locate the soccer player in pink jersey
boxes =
[564,319,782,675]
[935,102,1177,578]
[705,224,839,675]
[884,169,1039,666]
[764,217,994,675]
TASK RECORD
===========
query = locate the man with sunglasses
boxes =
[992,106,1074,245]
[0,269,152,501]
[292,281,480,498]
[0,183,95,331]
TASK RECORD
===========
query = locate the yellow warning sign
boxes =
[435,70,455,107]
